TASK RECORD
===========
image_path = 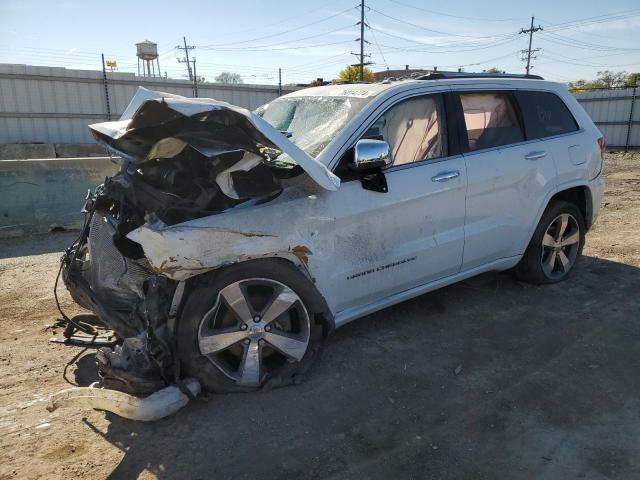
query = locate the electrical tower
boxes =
[519,16,543,75]
[177,36,196,81]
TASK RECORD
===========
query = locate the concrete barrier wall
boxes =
[0,157,119,238]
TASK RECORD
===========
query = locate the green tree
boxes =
[624,72,640,87]
[337,65,375,83]
[569,71,639,92]
[595,70,627,88]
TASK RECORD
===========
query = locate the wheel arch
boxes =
[548,185,593,229]
[521,181,593,255]
[183,254,335,335]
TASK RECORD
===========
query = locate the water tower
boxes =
[136,40,161,77]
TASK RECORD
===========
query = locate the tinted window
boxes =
[363,94,446,166]
[459,92,524,151]
[515,91,578,139]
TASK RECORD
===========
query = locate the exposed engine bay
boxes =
[100,146,293,259]
[58,88,340,409]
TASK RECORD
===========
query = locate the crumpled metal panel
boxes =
[88,87,340,192]
[88,212,149,307]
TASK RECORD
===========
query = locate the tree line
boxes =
[568,71,640,91]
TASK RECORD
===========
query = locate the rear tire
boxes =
[515,200,585,284]
[177,259,327,393]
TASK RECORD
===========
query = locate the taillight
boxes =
[597,136,606,159]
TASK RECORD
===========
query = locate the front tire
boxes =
[177,259,326,393]
[515,200,585,284]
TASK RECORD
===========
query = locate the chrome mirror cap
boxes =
[353,139,392,171]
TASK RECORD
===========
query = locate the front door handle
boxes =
[525,151,547,161]
[431,170,460,182]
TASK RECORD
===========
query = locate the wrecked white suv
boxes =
[63,74,605,393]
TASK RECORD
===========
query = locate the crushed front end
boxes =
[61,186,180,394]
[60,146,285,393]
[58,87,339,397]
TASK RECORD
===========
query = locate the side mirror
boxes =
[352,139,392,171]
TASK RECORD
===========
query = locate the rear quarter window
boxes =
[515,91,579,139]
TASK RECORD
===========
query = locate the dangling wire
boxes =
[52,206,98,336]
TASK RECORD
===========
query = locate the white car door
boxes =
[317,93,467,314]
[457,90,557,270]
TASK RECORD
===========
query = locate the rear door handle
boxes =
[525,151,547,160]
[431,170,460,182]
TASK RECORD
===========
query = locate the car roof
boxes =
[283,77,567,100]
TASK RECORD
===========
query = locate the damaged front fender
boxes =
[127,221,311,281]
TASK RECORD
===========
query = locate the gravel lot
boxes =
[1,152,639,480]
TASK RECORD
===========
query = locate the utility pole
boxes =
[519,16,543,75]
[101,53,111,121]
[359,0,365,81]
[177,36,195,80]
[192,58,198,98]
[278,67,282,97]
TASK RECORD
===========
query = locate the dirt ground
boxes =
[1,152,639,480]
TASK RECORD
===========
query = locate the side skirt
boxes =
[333,256,521,328]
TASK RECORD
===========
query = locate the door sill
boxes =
[333,256,520,328]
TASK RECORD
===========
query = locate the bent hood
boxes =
[89,87,340,191]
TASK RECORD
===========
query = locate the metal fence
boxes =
[0,63,300,144]
[2,64,637,150]
[574,87,639,150]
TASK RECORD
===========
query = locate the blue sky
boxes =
[1,0,639,85]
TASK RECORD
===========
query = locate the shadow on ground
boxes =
[0,231,79,259]
[81,256,640,480]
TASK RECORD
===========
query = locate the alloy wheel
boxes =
[540,213,581,280]
[197,278,310,386]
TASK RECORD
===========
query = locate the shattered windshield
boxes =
[255,95,371,167]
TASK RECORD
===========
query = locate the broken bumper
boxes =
[63,210,162,338]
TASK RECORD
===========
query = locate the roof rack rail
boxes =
[416,72,544,81]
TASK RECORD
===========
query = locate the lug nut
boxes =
[244,339,250,345]
[253,316,261,323]
[240,324,247,330]
[265,325,271,332]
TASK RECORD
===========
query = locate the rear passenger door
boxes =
[456,90,557,270]
[514,90,583,187]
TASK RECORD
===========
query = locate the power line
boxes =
[542,9,640,33]
[371,34,520,53]
[196,25,356,51]
[200,0,346,38]
[540,31,640,52]
[196,5,359,48]
[383,0,525,22]
[366,13,389,70]
[368,6,518,39]
[536,53,640,68]
[370,27,518,53]
[383,50,522,70]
